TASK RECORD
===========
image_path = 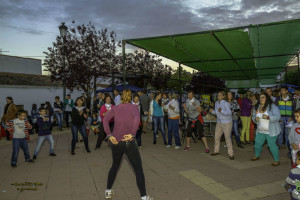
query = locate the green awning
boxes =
[126,19,300,88]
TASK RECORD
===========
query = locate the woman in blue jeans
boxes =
[70,97,90,155]
[149,93,167,145]
[227,92,244,148]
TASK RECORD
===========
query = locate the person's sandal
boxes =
[272,161,280,166]
[251,157,260,161]
[211,152,219,156]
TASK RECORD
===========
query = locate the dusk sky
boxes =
[1,0,300,73]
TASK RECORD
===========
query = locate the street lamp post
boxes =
[59,22,68,102]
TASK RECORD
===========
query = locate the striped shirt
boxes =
[6,118,30,139]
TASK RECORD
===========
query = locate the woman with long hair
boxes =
[70,97,90,155]
[227,91,243,148]
[103,89,153,200]
[251,93,281,166]
[94,94,115,150]
[210,91,234,160]
[149,93,167,145]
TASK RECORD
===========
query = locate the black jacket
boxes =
[71,107,87,126]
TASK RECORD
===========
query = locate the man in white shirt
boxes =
[113,90,121,105]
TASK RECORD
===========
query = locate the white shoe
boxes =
[105,189,114,199]
[141,195,154,200]
[166,145,171,148]
[175,146,180,149]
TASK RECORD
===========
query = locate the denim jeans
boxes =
[107,140,146,197]
[11,138,31,165]
[65,111,72,127]
[277,116,291,147]
[34,135,54,156]
[71,124,89,151]
[152,116,166,142]
[167,118,181,146]
[55,112,63,129]
[231,120,241,144]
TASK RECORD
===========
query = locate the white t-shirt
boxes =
[257,110,269,134]
[13,118,26,138]
[114,95,121,105]
[65,99,72,112]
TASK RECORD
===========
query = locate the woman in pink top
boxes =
[103,89,153,200]
[94,94,115,150]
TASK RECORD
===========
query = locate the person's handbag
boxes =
[258,119,269,131]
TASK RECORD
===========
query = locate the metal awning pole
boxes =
[122,40,126,89]
[285,67,288,84]
[297,53,299,72]
[179,63,182,121]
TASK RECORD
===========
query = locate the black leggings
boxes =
[95,122,114,148]
[107,140,146,197]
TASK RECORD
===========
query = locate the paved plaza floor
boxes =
[0,127,291,200]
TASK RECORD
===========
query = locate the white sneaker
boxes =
[166,145,171,148]
[175,146,180,149]
[141,195,154,200]
[105,189,114,199]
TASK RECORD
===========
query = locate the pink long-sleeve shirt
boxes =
[103,103,140,142]
[100,104,115,122]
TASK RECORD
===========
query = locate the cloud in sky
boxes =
[0,0,299,71]
[2,0,300,38]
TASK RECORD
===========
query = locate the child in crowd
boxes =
[289,108,300,168]
[33,107,56,160]
[286,151,300,200]
[6,110,34,167]
[85,109,92,136]
[90,113,100,135]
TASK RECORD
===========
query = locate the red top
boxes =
[100,104,115,122]
[103,103,140,142]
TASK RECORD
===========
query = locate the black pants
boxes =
[95,122,114,148]
[65,111,72,127]
[107,140,146,197]
[164,114,168,129]
[186,120,204,138]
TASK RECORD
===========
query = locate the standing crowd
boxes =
[1,86,300,200]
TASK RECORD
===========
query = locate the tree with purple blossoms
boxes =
[43,21,120,109]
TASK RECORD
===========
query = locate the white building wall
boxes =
[0,55,42,75]
[0,85,86,117]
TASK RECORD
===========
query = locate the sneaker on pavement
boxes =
[26,159,34,163]
[33,155,37,160]
[166,145,171,148]
[183,146,191,151]
[205,148,210,154]
[49,153,56,156]
[175,146,180,149]
[105,189,114,199]
[141,195,154,200]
